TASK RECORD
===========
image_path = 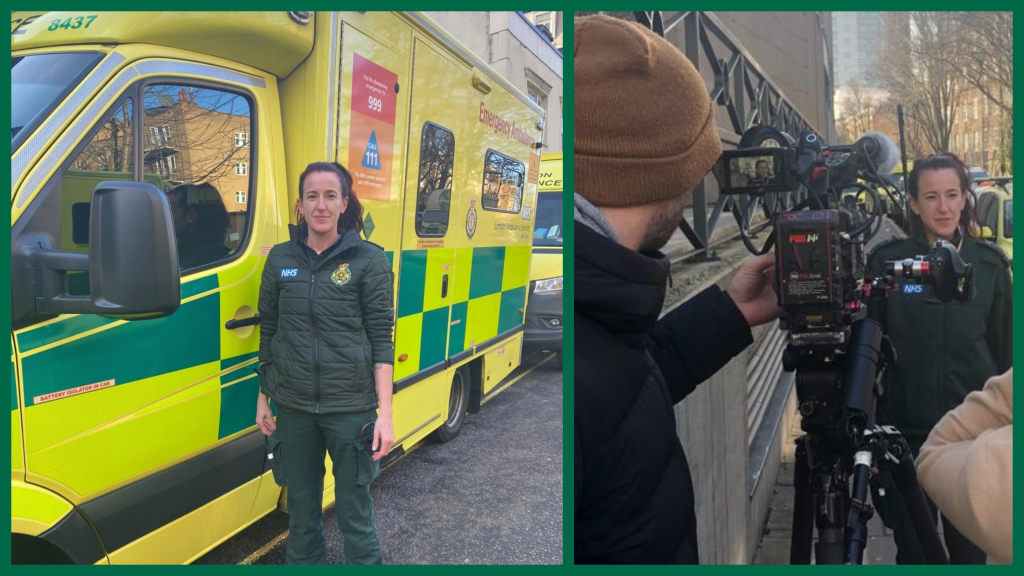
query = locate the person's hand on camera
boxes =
[727,252,780,327]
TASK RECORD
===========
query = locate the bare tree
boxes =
[876,12,967,154]
[945,12,1012,117]
[142,86,252,186]
[937,12,1013,167]
[836,83,880,144]
[416,125,454,212]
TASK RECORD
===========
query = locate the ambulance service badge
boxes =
[331,263,352,286]
[466,198,478,240]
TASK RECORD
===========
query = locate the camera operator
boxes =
[574,15,780,564]
[917,368,1013,565]
[866,153,1012,564]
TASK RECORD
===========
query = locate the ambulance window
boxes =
[63,98,135,295]
[481,149,525,213]
[415,122,455,237]
[142,83,254,272]
[12,51,102,152]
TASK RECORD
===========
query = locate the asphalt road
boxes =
[195,351,563,565]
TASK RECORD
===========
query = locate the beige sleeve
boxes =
[917,369,1013,565]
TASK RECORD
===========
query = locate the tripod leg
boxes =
[844,450,873,564]
[891,455,949,564]
[790,437,814,564]
[815,487,847,565]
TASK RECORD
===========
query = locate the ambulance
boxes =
[11,11,544,564]
[524,152,563,368]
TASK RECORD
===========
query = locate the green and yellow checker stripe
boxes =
[12,271,265,496]
[394,245,530,382]
[12,337,23,472]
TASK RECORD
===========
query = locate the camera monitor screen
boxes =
[730,155,776,189]
[715,147,794,195]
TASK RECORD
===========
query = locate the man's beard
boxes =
[638,198,688,253]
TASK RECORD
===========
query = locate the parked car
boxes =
[975,180,1012,275]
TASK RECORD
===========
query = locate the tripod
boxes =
[786,318,949,565]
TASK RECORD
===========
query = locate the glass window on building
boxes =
[535,11,553,34]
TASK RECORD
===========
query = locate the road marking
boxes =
[238,531,288,565]
[235,352,554,565]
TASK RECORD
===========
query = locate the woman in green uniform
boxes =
[255,161,396,564]
[867,153,1012,564]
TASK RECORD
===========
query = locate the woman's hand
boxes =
[256,393,276,436]
[372,411,394,461]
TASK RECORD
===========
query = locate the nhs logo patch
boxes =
[902,284,925,295]
[280,268,299,278]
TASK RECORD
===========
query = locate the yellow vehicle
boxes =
[975,179,1013,272]
[11,11,544,564]
[524,152,563,368]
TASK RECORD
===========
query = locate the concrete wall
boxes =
[426,12,564,152]
[664,262,795,564]
[713,12,834,138]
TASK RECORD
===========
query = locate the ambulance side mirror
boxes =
[22,182,181,320]
[88,182,181,319]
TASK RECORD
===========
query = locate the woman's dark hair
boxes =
[906,152,977,240]
[167,183,229,245]
[295,161,365,237]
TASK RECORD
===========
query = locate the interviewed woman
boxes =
[256,161,396,564]
[867,153,1012,564]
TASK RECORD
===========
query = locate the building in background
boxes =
[713,11,835,141]
[951,87,1013,175]
[832,11,883,87]
[523,11,562,50]
[426,11,563,152]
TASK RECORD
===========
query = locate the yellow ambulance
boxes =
[524,152,563,368]
[11,11,544,564]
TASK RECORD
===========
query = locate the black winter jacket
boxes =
[574,222,753,564]
[258,223,395,413]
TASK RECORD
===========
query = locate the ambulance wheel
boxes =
[433,365,470,443]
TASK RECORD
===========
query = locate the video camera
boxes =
[713,126,971,344]
[712,125,973,565]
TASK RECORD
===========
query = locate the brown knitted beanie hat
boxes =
[575,15,722,207]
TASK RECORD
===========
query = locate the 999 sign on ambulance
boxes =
[11,11,545,564]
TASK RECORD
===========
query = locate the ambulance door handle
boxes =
[441,274,449,299]
[225,314,261,330]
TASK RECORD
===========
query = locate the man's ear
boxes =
[187,207,198,225]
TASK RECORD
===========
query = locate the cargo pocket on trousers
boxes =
[266,431,287,487]
[353,437,381,486]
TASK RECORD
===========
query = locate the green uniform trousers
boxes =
[276,406,382,564]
